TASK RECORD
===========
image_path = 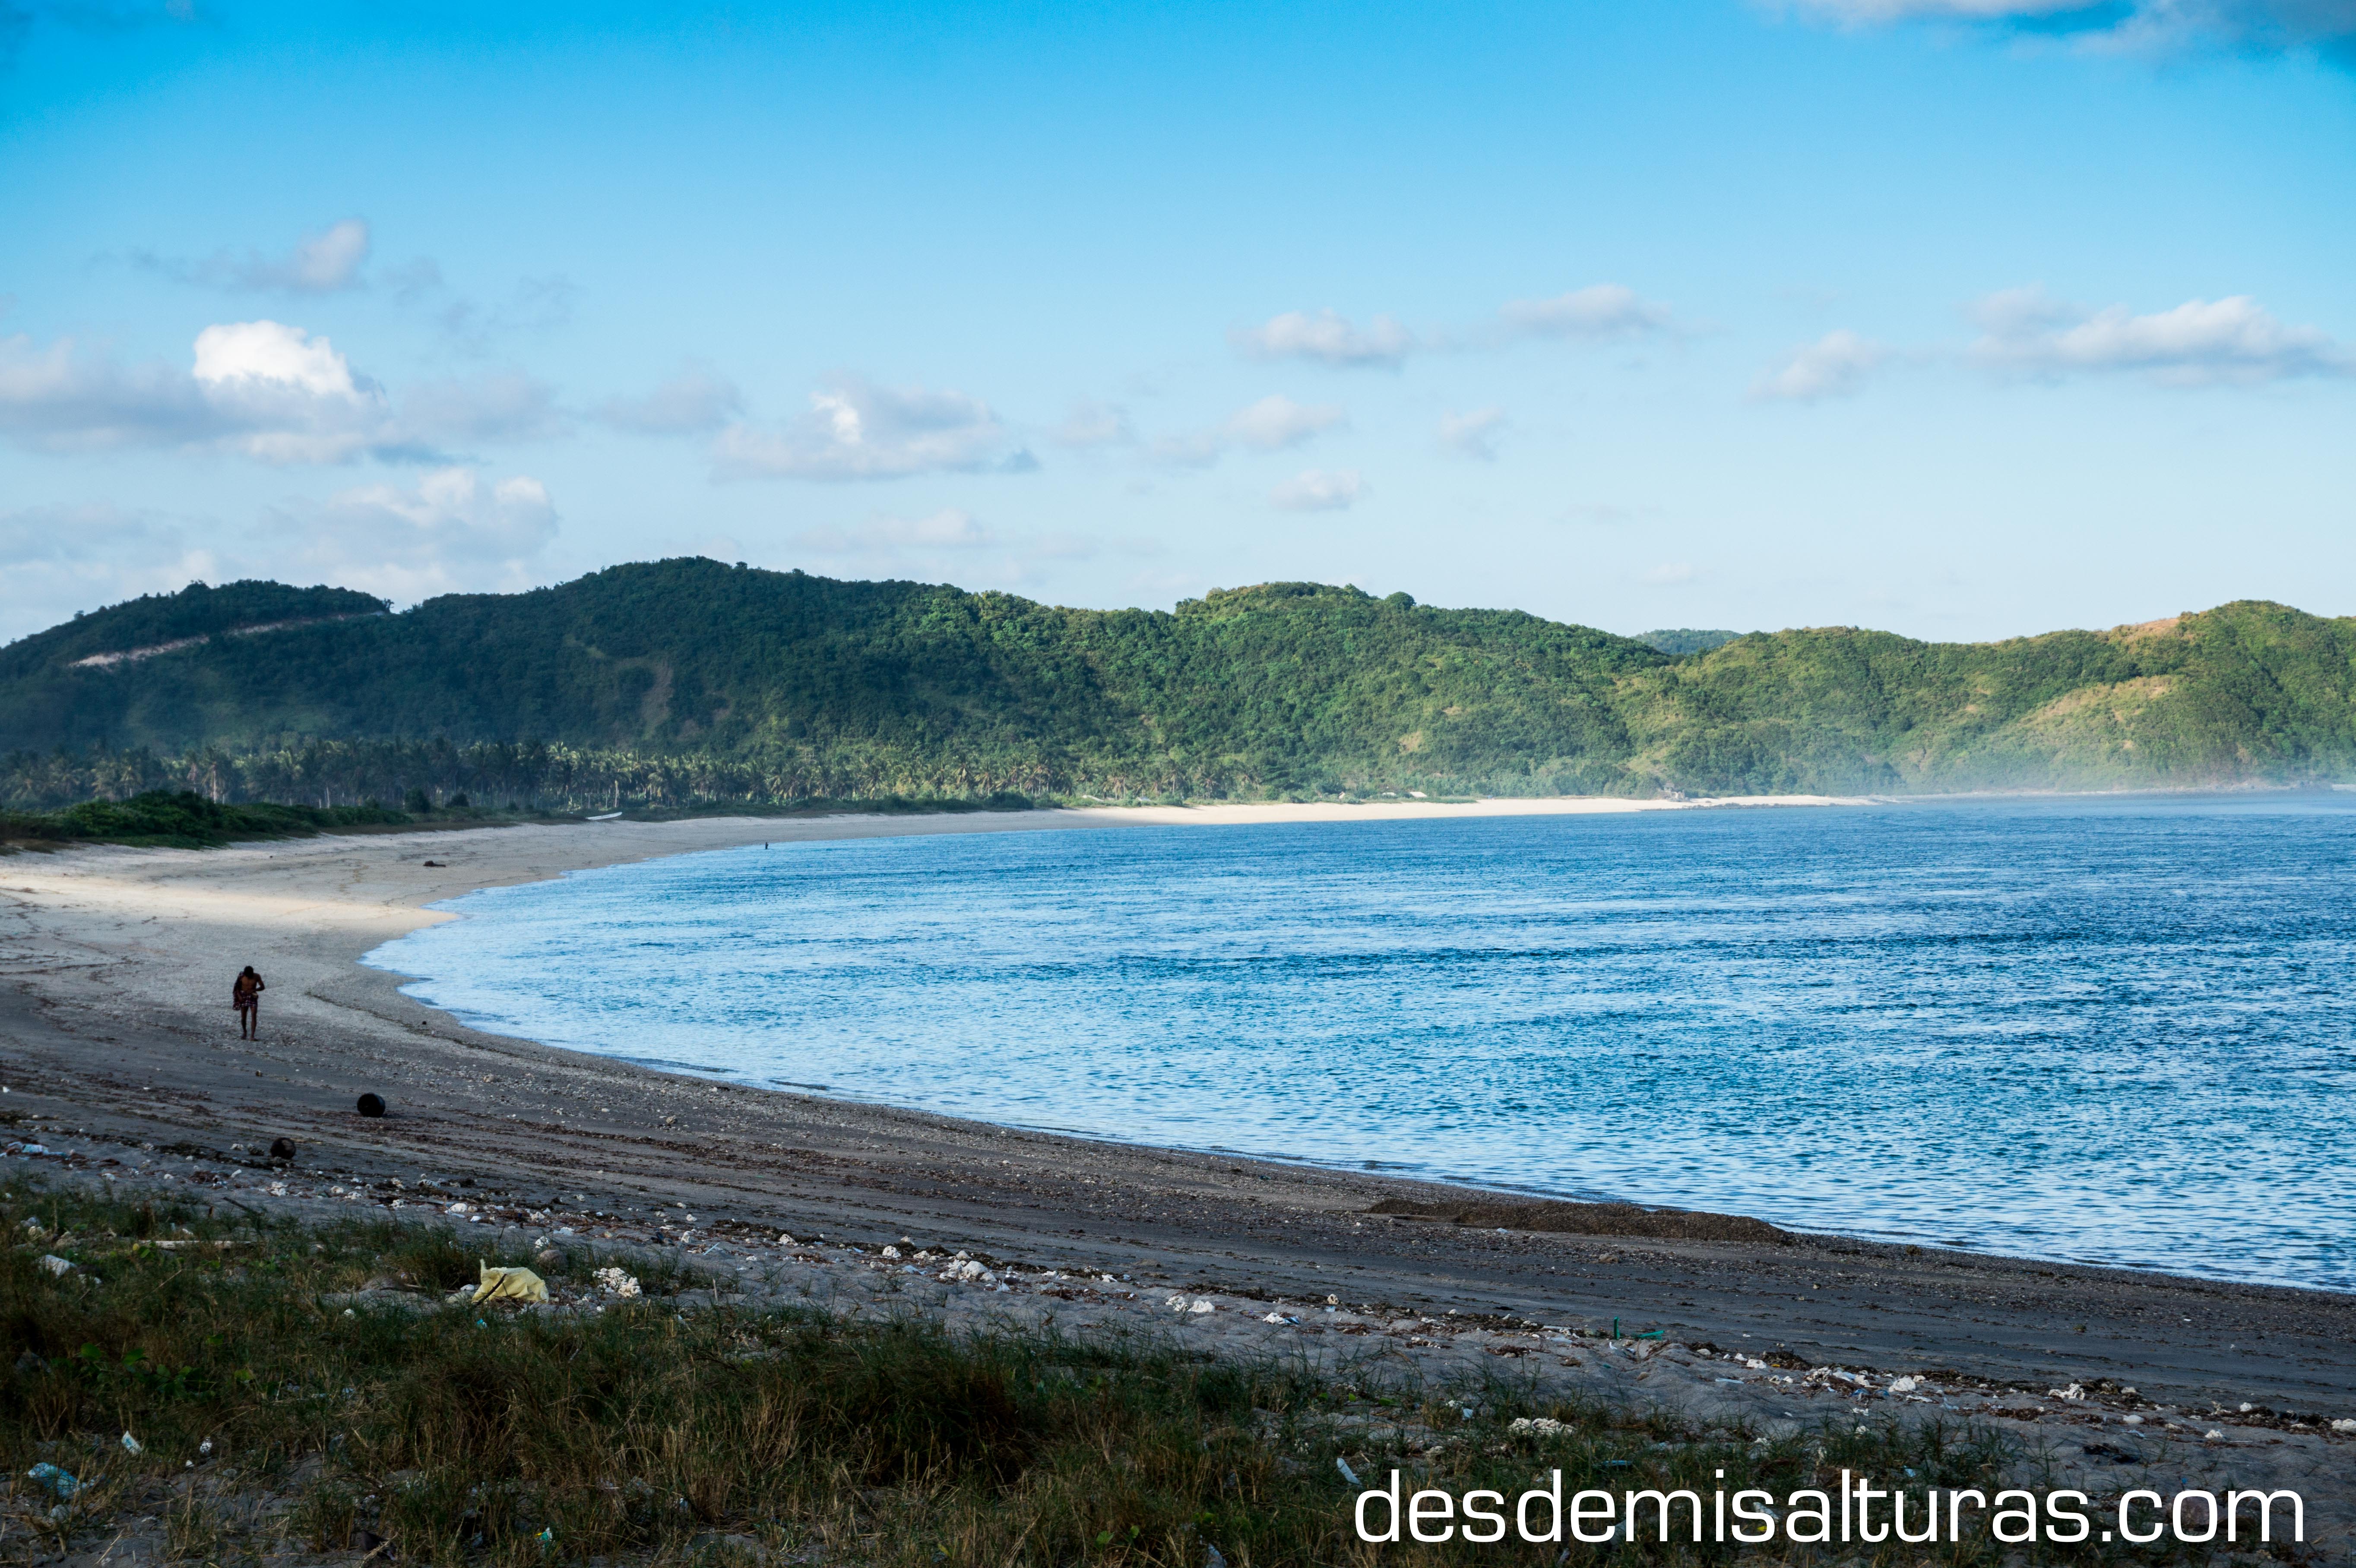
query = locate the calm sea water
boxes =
[364,796,2356,1291]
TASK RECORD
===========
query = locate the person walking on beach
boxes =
[232,965,265,1040]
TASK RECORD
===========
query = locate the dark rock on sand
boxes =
[1366,1195,1790,1245]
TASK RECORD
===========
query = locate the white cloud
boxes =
[0,502,159,569]
[172,319,389,463]
[278,219,372,292]
[258,468,559,602]
[1150,394,1349,468]
[1781,0,2356,59]
[1222,394,1347,450]
[1498,284,1674,341]
[1233,309,1415,369]
[1051,398,1136,449]
[1270,468,1366,511]
[0,332,217,451]
[138,218,373,294]
[712,376,1026,480]
[1231,288,1676,367]
[400,371,566,447]
[597,366,744,435]
[1436,406,1508,458]
[0,503,219,643]
[1968,286,2352,386]
[192,319,369,399]
[1751,329,1893,401]
[0,319,570,463]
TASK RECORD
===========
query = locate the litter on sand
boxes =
[120,1432,142,1455]
[38,1255,73,1276]
[470,1262,549,1304]
[27,1463,78,1498]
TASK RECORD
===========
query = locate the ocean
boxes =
[362,793,2356,1291]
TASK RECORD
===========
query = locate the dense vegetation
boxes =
[3,561,2353,812]
[1634,628,1743,656]
[0,790,413,849]
[2,1179,2033,1567]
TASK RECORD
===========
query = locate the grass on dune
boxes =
[0,1179,2229,1566]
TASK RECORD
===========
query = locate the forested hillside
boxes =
[4,560,2353,810]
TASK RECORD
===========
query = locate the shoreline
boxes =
[1,808,2352,1460]
[358,795,2339,1301]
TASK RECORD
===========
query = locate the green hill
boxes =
[1634,628,1744,656]
[3,561,2352,811]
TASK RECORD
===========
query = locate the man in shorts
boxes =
[232,965,266,1040]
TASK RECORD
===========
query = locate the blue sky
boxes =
[3,0,2351,645]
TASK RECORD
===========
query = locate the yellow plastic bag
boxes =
[471,1261,549,1304]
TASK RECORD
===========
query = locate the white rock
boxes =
[880,1246,900,1259]
[2332,1419,2356,1434]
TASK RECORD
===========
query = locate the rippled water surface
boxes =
[364,796,2356,1290]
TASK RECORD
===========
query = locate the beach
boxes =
[3,802,2352,1540]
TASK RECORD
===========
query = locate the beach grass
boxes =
[0,1180,2235,1566]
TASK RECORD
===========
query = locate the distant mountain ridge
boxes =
[4,561,2353,809]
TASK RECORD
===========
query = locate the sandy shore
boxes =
[2,802,2351,1536]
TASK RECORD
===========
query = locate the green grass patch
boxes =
[0,1179,2226,1565]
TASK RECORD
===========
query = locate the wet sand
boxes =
[1,805,2351,1530]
